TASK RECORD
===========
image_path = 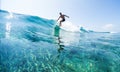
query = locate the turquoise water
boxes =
[0,10,120,72]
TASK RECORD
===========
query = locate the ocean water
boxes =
[0,10,120,72]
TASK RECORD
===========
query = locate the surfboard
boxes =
[54,25,60,37]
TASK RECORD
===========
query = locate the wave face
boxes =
[0,10,120,72]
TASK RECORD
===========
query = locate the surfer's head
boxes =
[59,12,62,15]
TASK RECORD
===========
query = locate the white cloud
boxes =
[104,24,114,29]
[102,24,114,32]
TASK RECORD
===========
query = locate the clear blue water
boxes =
[0,10,120,72]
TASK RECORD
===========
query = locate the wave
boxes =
[0,10,56,42]
[0,10,120,72]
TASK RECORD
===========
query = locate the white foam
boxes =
[110,32,117,34]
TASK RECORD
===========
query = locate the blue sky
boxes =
[1,0,120,32]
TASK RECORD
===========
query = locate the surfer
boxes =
[57,12,69,26]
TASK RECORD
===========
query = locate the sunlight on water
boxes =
[60,30,80,46]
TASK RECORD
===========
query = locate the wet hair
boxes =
[59,12,62,15]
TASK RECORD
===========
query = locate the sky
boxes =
[1,0,120,32]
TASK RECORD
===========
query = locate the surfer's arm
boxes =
[57,16,60,21]
[64,15,69,18]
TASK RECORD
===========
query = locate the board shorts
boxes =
[61,18,65,22]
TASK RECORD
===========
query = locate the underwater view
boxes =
[0,10,120,72]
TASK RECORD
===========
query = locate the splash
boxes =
[5,11,13,38]
[5,22,11,38]
[60,21,80,32]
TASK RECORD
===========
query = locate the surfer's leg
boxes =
[59,19,65,26]
[59,21,62,26]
